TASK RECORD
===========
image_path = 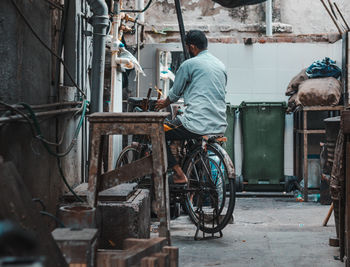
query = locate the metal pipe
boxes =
[174,0,189,60]
[0,101,82,111]
[320,0,343,34]
[86,0,109,113]
[0,108,83,123]
[266,0,272,36]
[334,2,350,31]
[136,0,144,97]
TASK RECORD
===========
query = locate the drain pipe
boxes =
[266,0,273,36]
[87,0,109,113]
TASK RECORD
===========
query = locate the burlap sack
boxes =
[286,94,297,113]
[295,77,341,107]
[285,68,308,96]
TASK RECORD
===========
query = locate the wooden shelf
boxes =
[293,106,344,202]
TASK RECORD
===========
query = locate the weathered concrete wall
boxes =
[123,0,349,43]
[281,0,350,34]
[0,0,62,222]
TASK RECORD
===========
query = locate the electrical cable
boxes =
[32,198,46,211]
[38,105,84,146]
[120,0,152,13]
[40,211,66,227]
[0,100,87,202]
[32,198,67,227]
[0,101,37,136]
[57,157,84,202]
[11,0,86,98]
[20,100,88,157]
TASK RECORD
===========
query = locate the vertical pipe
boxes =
[266,0,272,36]
[86,0,109,113]
[108,0,122,170]
[136,0,144,97]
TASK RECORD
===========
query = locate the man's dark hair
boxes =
[185,30,208,50]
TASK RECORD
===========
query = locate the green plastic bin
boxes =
[239,102,286,191]
[224,104,236,164]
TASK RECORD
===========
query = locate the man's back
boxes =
[168,50,227,135]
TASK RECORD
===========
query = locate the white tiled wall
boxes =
[137,40,343,176]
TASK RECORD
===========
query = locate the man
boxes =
[155,30,227,184]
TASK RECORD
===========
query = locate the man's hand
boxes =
[155,97,171,111]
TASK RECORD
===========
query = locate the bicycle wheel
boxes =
[183,143,236,233]
[116,145,141,168]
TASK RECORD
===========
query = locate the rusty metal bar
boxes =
[333,2,350,31]
[320,0,343,34]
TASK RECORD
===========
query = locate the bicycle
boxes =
[116,90,236,239]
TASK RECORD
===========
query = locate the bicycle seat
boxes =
[202,135,227,143]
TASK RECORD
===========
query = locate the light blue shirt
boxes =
[168,50,227,135]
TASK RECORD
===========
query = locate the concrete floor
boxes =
[170,197,342,267]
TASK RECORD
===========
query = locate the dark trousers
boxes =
[164,117,202,169]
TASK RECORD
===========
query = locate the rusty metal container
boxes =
[58,203,96,229]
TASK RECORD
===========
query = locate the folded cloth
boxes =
[306,57,341,79]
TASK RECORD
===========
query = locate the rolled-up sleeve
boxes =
[168,62,191,103]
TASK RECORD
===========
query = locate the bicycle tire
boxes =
[183,142,236,234]
[115,145,141,168]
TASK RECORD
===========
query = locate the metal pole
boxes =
[266,0,272,36]
[174,0,189,60]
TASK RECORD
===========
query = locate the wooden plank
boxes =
[97,238,167,267]
[141,257,159,267]
[152,253,169,267]
[345,141,350,264]
[150,125,171,242]
[0,162,67,267]
[301,106,344,111]
[88,112,170,122]
[297,130,326,134]
[96,249,124,267]
[162,247,178,267]
[64,183,137,202]
[100,155,153,191]
[87,125,104,207]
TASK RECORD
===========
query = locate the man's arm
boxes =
[168,62,191,103]
[155,97,171,110]
[156,62,191,110]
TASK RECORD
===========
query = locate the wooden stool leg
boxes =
[151,127,171,244]
[87,128,104,207]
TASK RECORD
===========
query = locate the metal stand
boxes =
[194,196,223,241]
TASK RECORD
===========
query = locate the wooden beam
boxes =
[345,141,350,264]
[97,238,167,267]
[100,155,153,191]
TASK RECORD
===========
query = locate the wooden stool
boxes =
[87,112,171,243]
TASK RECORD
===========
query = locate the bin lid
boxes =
[239,101,287,109]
